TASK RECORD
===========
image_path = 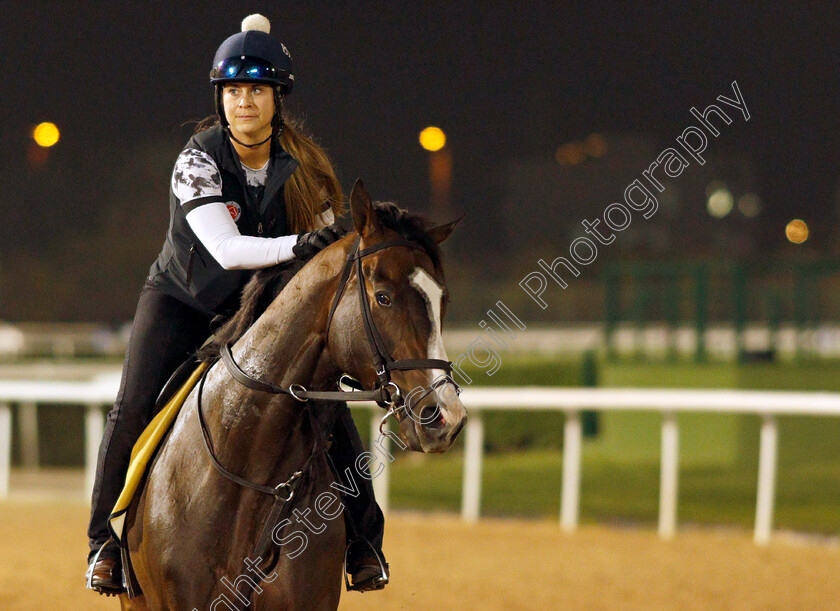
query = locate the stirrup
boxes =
[344,537,389,592]
[86,538,124,596]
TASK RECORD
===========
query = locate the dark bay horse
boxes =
[119,180,467,610]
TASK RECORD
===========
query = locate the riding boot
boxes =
[327,404,389,589]
[85,539,124,596]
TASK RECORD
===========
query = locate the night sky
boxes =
[1,2,839,320]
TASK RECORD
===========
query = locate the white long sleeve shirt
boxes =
[171,148,334,270]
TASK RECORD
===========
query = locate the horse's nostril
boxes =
[419,404,447,429]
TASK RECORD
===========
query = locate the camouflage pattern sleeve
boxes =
[171,148,223,205]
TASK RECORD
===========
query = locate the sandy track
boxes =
[1,500,838,610]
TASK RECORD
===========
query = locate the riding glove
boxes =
[293,224,348,260]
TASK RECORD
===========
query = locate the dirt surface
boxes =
[1,499,838,610]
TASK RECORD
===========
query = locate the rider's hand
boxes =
[292,224,348,260]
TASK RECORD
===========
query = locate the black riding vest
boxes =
[147,125,299,316]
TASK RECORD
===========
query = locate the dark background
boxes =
[1,2,838,321]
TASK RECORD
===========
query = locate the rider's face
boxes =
[222,82,275,141]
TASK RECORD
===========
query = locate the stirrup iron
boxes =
[343,537,389,592]
[86,538,124,595]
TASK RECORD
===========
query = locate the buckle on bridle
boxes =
[384,381,401,406]
[378,405,404,445]
[374,380,400,409]
[288,383,308,402]
[274,482,295,502]
[377,381,406,443]
[274,469,303,502]
[338,374,363,392]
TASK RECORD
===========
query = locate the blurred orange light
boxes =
[785,219,808,244]
[583,133,607,157]
[555,142,586,165]
[419,126,446,151]
[33,122,60,147]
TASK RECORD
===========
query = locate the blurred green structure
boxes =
[602,259,840,362]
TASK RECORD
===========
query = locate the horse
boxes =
[118,180,468,610]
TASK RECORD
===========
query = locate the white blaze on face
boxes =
[409,267,449,381]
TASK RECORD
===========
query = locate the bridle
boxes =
[325,235,458,407]
[196,233,460,576]
[219,235,457,408]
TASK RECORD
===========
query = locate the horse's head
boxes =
[327,180,467,453]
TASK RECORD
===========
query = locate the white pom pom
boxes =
[241,14,270,33]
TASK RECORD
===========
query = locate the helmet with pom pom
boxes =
[210,14,294,93]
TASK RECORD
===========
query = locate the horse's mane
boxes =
[197,201,442,362]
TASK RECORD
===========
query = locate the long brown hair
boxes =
[277,110,344,233]
[192,101,344,234]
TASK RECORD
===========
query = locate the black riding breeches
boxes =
[87,283,385,563]
[87,285,212,557]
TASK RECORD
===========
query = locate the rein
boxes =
[194,234,458,577]
[195,369,323,571]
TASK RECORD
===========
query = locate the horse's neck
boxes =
[207,244,348,476]
[236,245,347,387]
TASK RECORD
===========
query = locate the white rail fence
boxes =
[2,378,840,545]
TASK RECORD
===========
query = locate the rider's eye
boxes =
[376,292,391,307]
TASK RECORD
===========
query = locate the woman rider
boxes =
[86,14,388,595]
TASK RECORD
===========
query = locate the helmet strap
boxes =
[215,85,228,128]
[225,128,273,149]
[272,88,285,140]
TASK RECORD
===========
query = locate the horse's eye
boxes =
[376,292,391,307]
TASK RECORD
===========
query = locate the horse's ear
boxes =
[427,213,464,244]
[350,179,381,236]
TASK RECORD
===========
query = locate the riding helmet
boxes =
[210,14,294,91]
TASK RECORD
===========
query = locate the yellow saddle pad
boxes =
[108,361,209,543]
